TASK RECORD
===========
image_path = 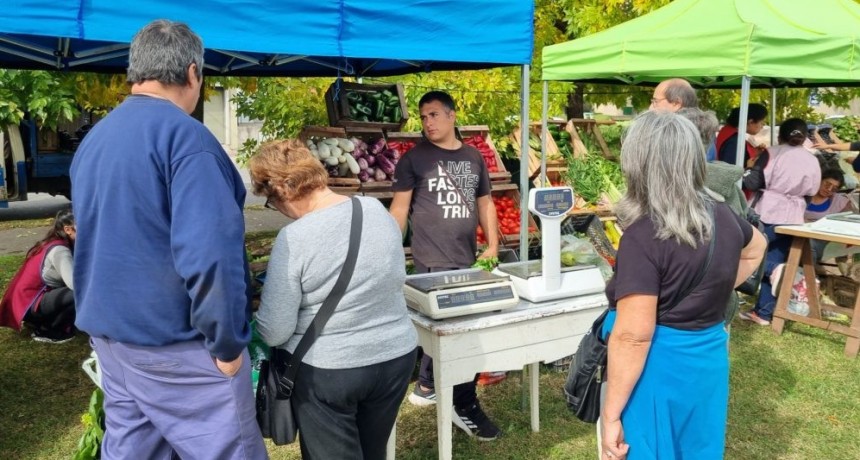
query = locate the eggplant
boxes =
[326,165,340,177]
[365,154,377,167]
[357,170,371,182]
[357,157,369,170]
[374,168,387,182]
[370,137,387,155]
[376,154,396,176]
[382,148,400,161]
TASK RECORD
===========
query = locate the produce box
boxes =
[385,131,422,158]
[822,275,858,309]
[325,81,408,131]
[458,125,511,183]
[300,125,397,193]
[510,122,566,180]
[492,189,540,248]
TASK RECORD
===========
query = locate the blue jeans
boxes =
[754,224,792,320]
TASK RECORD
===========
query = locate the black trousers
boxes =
[25,287,75,334]
[292,348,417,460]
[412,261,480,409]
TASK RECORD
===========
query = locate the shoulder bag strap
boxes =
[658,204,716,319]
[278,196,363,394]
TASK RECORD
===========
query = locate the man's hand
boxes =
[478,246,498,260]
[215,355,243,377]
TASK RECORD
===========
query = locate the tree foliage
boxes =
[0,70,78,129]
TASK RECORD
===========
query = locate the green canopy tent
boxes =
[539,0,860,172]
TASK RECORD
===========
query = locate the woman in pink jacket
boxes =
[739,118,821,326]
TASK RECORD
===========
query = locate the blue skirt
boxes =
[603,310,728,460]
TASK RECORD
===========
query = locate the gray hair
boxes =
[615,111,712,247]
[663,78,698,109]
[676,107,719,149]
[127,20,204,86]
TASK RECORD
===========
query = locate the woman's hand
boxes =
[601,417,629,459]
[215,355,243,377]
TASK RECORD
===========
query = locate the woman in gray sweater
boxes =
[250,139,417,460]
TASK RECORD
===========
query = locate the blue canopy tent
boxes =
[0,1,532,77]
[0,1,537,255]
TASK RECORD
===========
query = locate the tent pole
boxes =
[770,87,777,146]
[735,76,752,169]
[541,80,549,186]
[519,65,531,261]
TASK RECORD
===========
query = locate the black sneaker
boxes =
[453,402,502,441]
[31,330,74,344]
[408,383,437,406]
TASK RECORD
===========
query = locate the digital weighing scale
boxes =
[403,268,520,319]
[494,186,605,303]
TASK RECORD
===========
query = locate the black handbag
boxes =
[735,205,767,296]
[256,197,363,445]
[564,206,716,423]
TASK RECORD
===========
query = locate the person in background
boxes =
[715,103,768,167]
[389,90,501,441]
[649,78,698,112]
[0,209,77,343]
[70,20,267,459]
[738,118,821,327]
[600,111,766,460]
[805,168,857,264]
[251,140,417,459]
[811,138,860,173]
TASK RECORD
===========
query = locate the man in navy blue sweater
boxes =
[71,20,267,459]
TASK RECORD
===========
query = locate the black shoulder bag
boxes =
[564,206,716,423]
[256,197,363,445]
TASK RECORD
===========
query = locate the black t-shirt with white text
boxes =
[392,140,491,268]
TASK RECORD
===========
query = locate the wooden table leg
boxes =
[529,362,540,432]
[386,424,396,460]
[772,238,804,334]
[800,239,823,320]
[845,285,860,358]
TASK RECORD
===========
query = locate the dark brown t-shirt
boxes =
[392,140,491,268]
[605,203,753,330]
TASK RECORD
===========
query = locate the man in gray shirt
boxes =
[390,90,502,441]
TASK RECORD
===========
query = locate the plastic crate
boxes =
[561,212,616,266]
[325,81,408,131]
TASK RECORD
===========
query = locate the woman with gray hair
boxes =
[599,111,766,460]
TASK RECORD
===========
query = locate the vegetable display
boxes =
[388,140,417,157]
[463,135,500,172]
[548,124,574,159]
[563,151,624,207]
[493,194,536,236]
[344,89,402,123]
[306,135,400,182]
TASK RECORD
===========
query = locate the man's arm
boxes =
[389,190,413,235]
[476,194,499,259]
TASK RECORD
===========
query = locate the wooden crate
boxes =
[300,126,390,193]
[492,188,540,248]
[511,123,565,180]
[568,118,617,159]
[822,275,859,310]
[458,125,511,184]
[324,81,408,131]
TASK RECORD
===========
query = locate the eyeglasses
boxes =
[650,97,667,105]
[264,196,277,210]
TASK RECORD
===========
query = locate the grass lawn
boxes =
[2,252,859,459]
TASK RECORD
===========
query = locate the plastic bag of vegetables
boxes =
[559,235,613,281]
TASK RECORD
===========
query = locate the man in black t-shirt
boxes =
[390,91,501,441]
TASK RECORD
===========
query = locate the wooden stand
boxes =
[771,226,860,358]
[568,118,617,160]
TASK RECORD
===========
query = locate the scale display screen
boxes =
[405,270,505,293]
[436,286,515,309]
[531,188,574,218]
